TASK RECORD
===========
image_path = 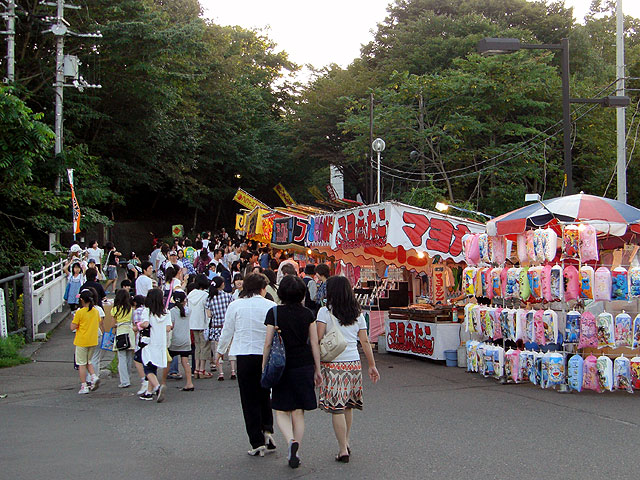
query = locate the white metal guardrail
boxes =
[28,259,67,341]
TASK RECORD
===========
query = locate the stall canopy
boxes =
[487,193,640,238]
[305,201,485,273]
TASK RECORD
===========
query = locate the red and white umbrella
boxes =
[487,193,640,238]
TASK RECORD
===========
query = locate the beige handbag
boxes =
[319,312,348,362]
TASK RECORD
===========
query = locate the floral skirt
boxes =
[318,360,363,413]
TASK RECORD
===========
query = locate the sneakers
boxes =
[89,375,100,391]
[118,383,130,388]
[139,392,154,401]
[288,441,300,468]
[78,384,90,394]
[247,446,266,457]
[156,384,166,403]
[137,380,149,395]
[265,433,277,451]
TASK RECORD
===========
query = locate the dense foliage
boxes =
[1,0,640,274]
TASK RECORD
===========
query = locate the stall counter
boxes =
[385,318,461,361]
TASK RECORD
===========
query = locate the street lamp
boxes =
[477,38,630,197]
[435,202,493,220]
[372,138,386,203]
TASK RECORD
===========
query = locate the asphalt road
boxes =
[2,317,640,480]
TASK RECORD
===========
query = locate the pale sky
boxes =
[201,0,640,73]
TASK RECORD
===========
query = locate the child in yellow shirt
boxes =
[70,290,103,394]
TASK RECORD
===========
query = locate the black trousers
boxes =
[236,354,274,448]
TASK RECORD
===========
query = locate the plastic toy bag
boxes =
[526,230,536,263]
[614,312,632,348]
[564,265,580,301]
[611,267,629,301]
[564,310,581,343]
[504,309,517,342]
[490,268,503,299]
[542,352,565,389]
[629,267,640,298]
[614,355,633,393]
[544,227,558,262]
[490,236,506,265]
[633,314,640,349]
[525,310,535,343]
[550,264,564,301]
[563,225,580,258]
[472,305,482,335]
[505,268,520,299]
[464,234,480,266]
[478,234,491,264]
[519,267,531,301]
[529,351,544,386]
[499,309,510,341]
[466,340,479,372]
[630,356,640,389]
[578,311,597,349]
[533,229,546,263]
[596,355,613,392]
[527,266,542,300]
[534,310,546,345]
[482,345,495,377]
[541,264,552,302]
[464,303,476,334]
[463,267,477,296]
[504,349,520,383]
[491,308,503,340]
[482,268,493,300]
[517,233,528,265]
[519,350,532,382]
[567,354,583,392]
[596,312,615,349]
[579,224,599,262]
[582,354,601,392]
[483,308,493,338]
[593,267,612,302]
[579,265,594,300]
[515,309,526,341]
[543,309,558,344]
[492,346,504,379]
[474,268,484,298]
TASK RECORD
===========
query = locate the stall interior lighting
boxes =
[435,202,449,212]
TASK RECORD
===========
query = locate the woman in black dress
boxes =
[262,275,322,469]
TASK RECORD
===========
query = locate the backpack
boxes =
[596,312,615,349]
[565,310,581,343]
[611,267,629,301]
[303,277,319,313]
[579,224,598,262]
[582,354,600,392]
[579,265,594,299]
[578,311,597,349]
[194,256,210,275]
[614,355,633,393]
[563,265,580,301]
[596,355,613,392]
[593,267,612,301]
[614,312,632,348]
[567,354,583,392]
[563,225,580,258]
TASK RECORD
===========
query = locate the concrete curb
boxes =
[19,308,72,359]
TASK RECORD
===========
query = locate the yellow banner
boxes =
[235,213,247,231]
[273,183,295,206]
[233,188,268,210]
[307,185,326,202]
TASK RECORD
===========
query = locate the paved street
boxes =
[2,317,640,480]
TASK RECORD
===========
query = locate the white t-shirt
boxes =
[136,275,153,297]
[202,239,210,249]
[87,247,102,265]
[316,307,367,362]
[141,309,172,368]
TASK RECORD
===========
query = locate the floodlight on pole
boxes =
[435,202,493,220]
[372,138,385,204]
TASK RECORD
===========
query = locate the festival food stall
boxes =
[462,193,640,393]
[305,201,485,360]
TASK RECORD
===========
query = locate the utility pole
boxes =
[369,93,374,204]
[1,0,15,83]
[616,0,627,203]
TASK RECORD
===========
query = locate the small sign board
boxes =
[0,289,7,338]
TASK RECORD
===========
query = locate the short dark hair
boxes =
[315,263,330,278]
[132,294,146,307]
[194,274,210,290]
[263,268,277,286]
[141,261,152,272]
[120,279,132,288]
[304,264,316,275]
[280,264,297,277]
[85,267,98,281]
[243,273,268,297]
[278,275,306,305]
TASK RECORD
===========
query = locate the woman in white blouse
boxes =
[216,273,277,457]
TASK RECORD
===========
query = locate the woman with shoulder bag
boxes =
[112,289,136,388]
[104,242,121,294]
[316,276,380,463]
[262,275,322,469]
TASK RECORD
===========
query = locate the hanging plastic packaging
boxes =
[490,267,502,299]
[611,267,629,301]
[490,236,506,265]
[565,310,581,343]
[579,265,594,300]
[633,314,640,349]
[542,352,565,389]
[472,305,482,335]
[492,346,504,379]
[525,310,536,343]
[491,308,502,340]
[478,233,491,264]
[629,267,640,298]
[519,350,532,382]
[533,229,546,263]
[466,340,479,372]
[526,230,536,263]
[474,268,484,298]
[499,309,510,341]
[482,268,492,300]
[596,355,613,392]
[563,265,580,301]
[517,233,528,265]
[464,303,476,334]
[567,354,583,392]
[562,225,580,258]
[527,266,542,300]
[596,312,615,349]
[519,267,531,301]
[505,268,520,299]
[582,354,601,393]
[579,224,599,262]
[544,227,558,262]
[529,351,544,386]
[541,264,552,302]
[578,311,597,349]
[593,267,612,301]
[534,310,546,345]
[614,355,633,393]
[483,308,493,339]
[505,309,517,342]
[543,309,558,344]
[515,309,526,341]
[550,264,563,301]
[505,349,520,383]
[614,312,632,348]
[631,356,640,389]
[464,234,480,266]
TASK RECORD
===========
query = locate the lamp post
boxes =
[477,38,629,197]
[372,138,385,203]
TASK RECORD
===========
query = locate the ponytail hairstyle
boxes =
[172,290,187,317]
[145,288,165,317]
[113,289,132,318]
[79,289,95,311]
[208,276,224,299]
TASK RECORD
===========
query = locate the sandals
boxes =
[181,386,195,391]
[335,453,350,463]
[218,373,225,381]
[200,371,214,378]
[167,373,183,380]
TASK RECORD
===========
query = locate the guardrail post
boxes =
[21,266,34,342]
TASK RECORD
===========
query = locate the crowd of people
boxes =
[65,229,380,468]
